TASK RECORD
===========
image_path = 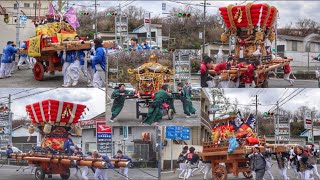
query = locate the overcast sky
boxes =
[66,0,320,28]
[222,88,318,113]
[0,88,105,121]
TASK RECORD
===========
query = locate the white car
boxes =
[0,146,22,158]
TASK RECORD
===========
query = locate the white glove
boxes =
[90,55,94,61]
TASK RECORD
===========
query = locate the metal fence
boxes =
[284,51,320,73]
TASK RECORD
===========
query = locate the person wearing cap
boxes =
[0,41,18,79]
[128,37,142,51]
[200,55,214,87]
[177,146,188,179]
[177,82,197,118]
[87,38,106,88]
[64,133,75,155]
[143,84,172,125]
[248,146,266,180]
[109,84,135,123]
[113,150,132,180]
[92,150,113,180]
[184,147,199,180]
[17,41,32,70]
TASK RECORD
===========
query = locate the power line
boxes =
[167,0,219,8]
[11,88,58,101]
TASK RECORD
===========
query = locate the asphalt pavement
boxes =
[162,160,320,180]
[268,78,319,88]
[106,97,201,127]
[0,66,90,88]
[0,165,158,180]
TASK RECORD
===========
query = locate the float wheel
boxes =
[34,167,45,180]
[33,62,44,81]
[60,168,70,179]
[243,171,253,179]
[213,165,227,180]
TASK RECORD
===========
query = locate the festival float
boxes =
[10,99,128,180]
[200,113,298,180]
[212,3,293,87]
[127,54,175,120]
[18,2,116,81]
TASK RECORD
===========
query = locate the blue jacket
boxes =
[6,148,13,157]
[128,45,143,51]
[1,45,18,63]
[142,43,150,50]
[113,154,132,163]
[59,51,75,63]
[63,138,74,154]
[91,47,106,71]
[20,43,28,57]
[101,155,114,169]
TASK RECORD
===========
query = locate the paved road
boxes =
[106,97,201,127]
[0,66,90,88]
[162,160,320,180]
[0,165,158,180]
[268,78,318,88]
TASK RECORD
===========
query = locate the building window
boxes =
[33,3,37,8]
[126,145,134,152]
[14,4,18,9]
[292,41,298,51]
[112,127,115,135]
[120,128,123,135]
[128,127,132,135]
[24,3,30,8]
[93,129,96,137]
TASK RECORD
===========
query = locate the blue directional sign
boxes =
[165,126,190,140]
[21,15,27,24]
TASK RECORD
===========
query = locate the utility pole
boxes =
[256,95,258,135]
[8,94,12,146]
[16,0,21,48]
[311,110,315,144]
[202,0,206,56]
[276,101,280,144]
[94,0,98,39]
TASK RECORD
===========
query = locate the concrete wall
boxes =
[12,126,40,145]
[0,15,36,50]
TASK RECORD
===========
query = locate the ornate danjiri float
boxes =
[212,3,293,87]
[10,99,128,180]
[127,54,175,120]
[19,16,116,81]
[200,114,298,180]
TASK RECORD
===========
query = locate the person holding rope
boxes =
[71,147,89,180]
[200,55,214,87]
[283,57,295,86]
[177,83,197,118]
[113,150,132,180]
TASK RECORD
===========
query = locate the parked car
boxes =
[190,83,202,96]
[0,146,22,158]
[124,83,135,93]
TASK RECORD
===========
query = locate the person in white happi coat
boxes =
[0,41,18,78]
[71,147,89,180]
[59,38,74,87]
[86,38,106,88]
[67,35,88,86]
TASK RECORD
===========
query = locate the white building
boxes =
[0,1,49,18]
[133,24,163,48]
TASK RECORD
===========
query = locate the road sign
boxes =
[21,15,27,24]
[97,123,112,154]
[123,126,128,140]
[162,3,166,11]
[144,12,151,38]
[165,126,190,140]
[304,110,312,129]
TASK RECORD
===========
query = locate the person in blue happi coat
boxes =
[64,133,75,155]
[113,150,132,180]
[0,41,18,78]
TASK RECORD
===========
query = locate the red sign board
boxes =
[144,19,150,23]
[97,123,112,133]
[80,118,105,128]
